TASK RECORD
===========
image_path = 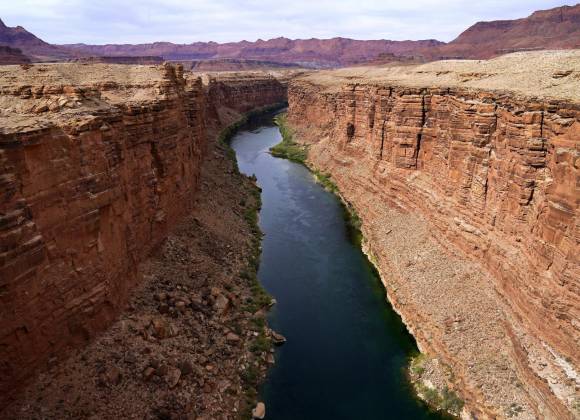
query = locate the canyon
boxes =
[62,38,443,68]
[285,50,579,419]
[0,31,578,420]
[0,62,290,417]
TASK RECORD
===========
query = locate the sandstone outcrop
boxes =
[286,50,579,419]
[202,70,292,131]
[0,62,288,409]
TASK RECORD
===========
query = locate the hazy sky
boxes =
[0,0,574,45]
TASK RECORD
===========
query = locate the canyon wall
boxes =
[287,52,579,419]
[202,71,290,131]
[0,63,287,407]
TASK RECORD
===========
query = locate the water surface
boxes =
[230,113,443,420]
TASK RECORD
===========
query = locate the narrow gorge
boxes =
[0,49,578,420]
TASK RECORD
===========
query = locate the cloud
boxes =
[0,0,572,44]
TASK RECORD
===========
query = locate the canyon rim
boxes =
[284,50,580,419]
[0,2,579,420]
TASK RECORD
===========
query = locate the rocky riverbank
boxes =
[0,63,294,418]
[285,51,580,419]
[2,111,280,420]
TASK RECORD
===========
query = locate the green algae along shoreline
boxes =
[217,104,285,418]
[269,112,464,418]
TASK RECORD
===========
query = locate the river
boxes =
[230,112,443,420]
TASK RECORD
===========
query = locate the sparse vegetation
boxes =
[241,364,260,389]
[219,103,287,172]
[414,382,464,417]
[572,398,580,415]
[505,402,524,418]
[409,353,427,376]
[250,332,271,354]
[440,386,464,414]
[216,106,282,420]
[270,113,308,163]
[417,383,440,405]
[408,354,464,417]
[312,169,338,193]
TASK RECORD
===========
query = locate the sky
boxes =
[0,0,575,45]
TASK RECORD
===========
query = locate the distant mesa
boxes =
[358,52,424,66]
[62,38,444,68]
[0,4,579,67]
[187,58,304,71]
[71,56,165,65]
[415,4,580,60]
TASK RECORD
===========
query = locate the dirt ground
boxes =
[300,50,580,101]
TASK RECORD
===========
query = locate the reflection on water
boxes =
[230,113,443,420]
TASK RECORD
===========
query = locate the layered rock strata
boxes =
[286,51,579,419]
[202,70,291,132]
[0,63,287,408]
[1,109,270,420]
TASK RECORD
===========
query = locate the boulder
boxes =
[213,294,230,315]
[271,331,286,346]
[252,402,266,419]
[164,366,181,388]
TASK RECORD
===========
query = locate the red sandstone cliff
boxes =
[286,51,579,419]
[0,63,288,408]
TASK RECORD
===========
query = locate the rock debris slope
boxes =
[287,50,580,419]
[0,62,289,413]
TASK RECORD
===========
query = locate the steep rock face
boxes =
[287,54,578,418]
[0,63,287,407]
[0,64,206,404]
[202,71,290,130]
